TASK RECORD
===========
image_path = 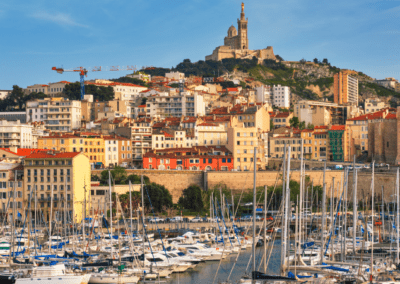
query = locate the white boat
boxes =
[16,264,91,284]
[89,272,139,284]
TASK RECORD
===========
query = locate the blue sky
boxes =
[0,0,399,89]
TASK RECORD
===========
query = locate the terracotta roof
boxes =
[226,88,239,92]
[25,152,81,159]
[274,112,291,118]
[58,81,70,84]
[16,148,47,156]
[347,108,396,121]
[0,148,20,155]
[86,82,147,88]
[138,105,146,108]
[315,125,328,129]
[329,125,345,131]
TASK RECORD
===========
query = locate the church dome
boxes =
[227,25,237,38]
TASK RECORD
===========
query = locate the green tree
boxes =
[126,174,150,185]
[63,82,114,101]
[178,185,204,212]
[306,123,314,129]
[100,166,127,185]
[275,55,284,62]
[10,85,26,110]
[118,191,141,213]
[144,183,173,212]
[289,116,300,128]
[322,58,329,65]
[270,119,274,130]
[299,121,306,130]
[313,58,319,64]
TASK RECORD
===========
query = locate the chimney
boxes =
[227,106,230,113]
[213,114,216,121]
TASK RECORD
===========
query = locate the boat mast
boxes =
[252,146,256,275]
[280,143,287,273]
[352,156,357,254]
[299,139,304,247]
[108,171,113,258]
[34,184,37,257]
[283,146,291,271]
[396,167,399,263]
[48,184,54,254]
[263,185,267,273]
[320,161,326,264]
[129,180,133,241]
[141,174,145,266]
[370,161,375,282]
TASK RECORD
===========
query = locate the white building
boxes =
[24,84,49,95]
[26,97,81,132]
[364,98,389,114]
[104,137,119,167]
[86,80,148,101]
[165,71,185,81]
[255,85,272,104]
[146,93,205,118]
[272,85,290,108]
[126,73,151,82]
[0,120,46,148]
[0,90,11,100]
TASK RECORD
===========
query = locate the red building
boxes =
[143,146,233,171]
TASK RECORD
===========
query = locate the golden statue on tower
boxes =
[241,2,244,12]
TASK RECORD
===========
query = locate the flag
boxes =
[393,222,397,230]
[17,211,21,219]
[360,225,364,233]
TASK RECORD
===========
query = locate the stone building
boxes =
[367,108,398,164]
[205,3,276,62]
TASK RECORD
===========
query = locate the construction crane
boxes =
[52,65,136,100]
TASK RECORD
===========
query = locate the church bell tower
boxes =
[237,2,248,50]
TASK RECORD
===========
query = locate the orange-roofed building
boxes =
[37,133,105,168]
[103,135,132,168]
[346,108,396,159]
[23,151,90,222]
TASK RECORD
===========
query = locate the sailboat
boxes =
[239,146,297,283]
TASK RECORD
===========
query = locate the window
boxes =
[237,141,240,145]
[244,158,247,162]
[387,142,389,147]
[237,133,240,137]
[222,158,226,163]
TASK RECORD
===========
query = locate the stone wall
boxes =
[93,169,400,203]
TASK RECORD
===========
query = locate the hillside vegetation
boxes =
[136,57,399,103]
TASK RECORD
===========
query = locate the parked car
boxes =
[149,217,164,224]
[170,216,183,223]
[208,217,220,222]
[190,217,202,223]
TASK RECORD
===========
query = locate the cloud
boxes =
[32,11,88,28]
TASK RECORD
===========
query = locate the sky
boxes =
[0,0,399,90]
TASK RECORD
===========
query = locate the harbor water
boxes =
[165,240,282,283]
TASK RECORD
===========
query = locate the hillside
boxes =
[136,58,400,105]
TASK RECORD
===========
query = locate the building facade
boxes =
[26,97,81,132]
[23,152,90,222]
[333,70,359,104]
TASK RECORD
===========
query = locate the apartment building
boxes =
[270,112,293,128]
[227,126,268,171]
[0,120,36,149]
[273,85,290,108]
[146,93,205,118]
[196,122,228,147]
[143,146,233,171]
[38,133,105,168]
[103,135,132,168]
[364,98,388,114]
[24,84,49,95]
[255,85,272,104]
[165,71,185,81]
[23,152,90,222]
[0,163,24,217]
[347,108,396,158]
[26,97,81,132]
[328,125,348,162]
[115,117,153,167]
[210,104,270,132]
[0,112,26,123]
[334,70,359,104]
[269,128,302,159]
[86,80,148,101]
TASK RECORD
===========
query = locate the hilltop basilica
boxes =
[205,3,276,62]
